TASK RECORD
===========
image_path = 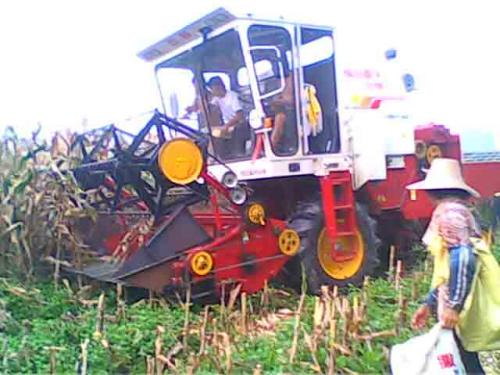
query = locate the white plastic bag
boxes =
[390,325,466,374]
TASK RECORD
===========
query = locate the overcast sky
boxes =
[1,0,499,148]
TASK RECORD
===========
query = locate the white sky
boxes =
[1,0,499,148]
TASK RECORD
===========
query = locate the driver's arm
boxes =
[222,92,244,130]
[272,75,294,106]
[271,113,286,147]
[208,103,222,128]
[224,110,243,129]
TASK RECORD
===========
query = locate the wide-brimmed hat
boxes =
[406,158,480,197]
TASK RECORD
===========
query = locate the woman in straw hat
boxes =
[408,158,485,374]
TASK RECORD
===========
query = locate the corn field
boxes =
[0,128,499,374]
[0,127,94,282]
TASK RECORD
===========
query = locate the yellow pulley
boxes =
[278,229,301,256]
[246,203,266,226]
[415,140,427,160]
[426,144,443,165]
[190,251,214,276]
[158,138,203,185]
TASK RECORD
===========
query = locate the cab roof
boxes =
[137,7,332,63]
[137,8,236,62]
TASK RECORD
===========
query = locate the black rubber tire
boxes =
[375,216,427,276]
[285,199,381,294]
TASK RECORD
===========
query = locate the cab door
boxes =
[245,23,299,157]
[297,27,340,155]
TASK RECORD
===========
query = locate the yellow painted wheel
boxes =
[426,144,442,165]
[190,251,213,276]
[286,201,379,292]
[158,139,203,185]
[317,228,365,280]
[279,229,301,256]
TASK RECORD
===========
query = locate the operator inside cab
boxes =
[206,76,249,159]
[269,69,296,155]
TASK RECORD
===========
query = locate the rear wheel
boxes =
[375,213,427,275]
[286,199,381,293]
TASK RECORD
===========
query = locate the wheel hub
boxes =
[317,228,365,280]
[278,229,301,256]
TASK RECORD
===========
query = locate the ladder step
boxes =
[334,204,353,210]
[332,179,350,185]
[337,231,356,236]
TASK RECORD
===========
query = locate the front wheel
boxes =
[286,200,381,293]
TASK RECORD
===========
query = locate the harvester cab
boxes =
[140,8,415,189]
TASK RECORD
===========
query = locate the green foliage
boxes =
[0,280,191,374]
[0,277,413,373]
[0,243,498,373]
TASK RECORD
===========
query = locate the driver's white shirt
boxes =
[211,91,242,124]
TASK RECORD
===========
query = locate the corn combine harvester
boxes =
[68,8,500,300]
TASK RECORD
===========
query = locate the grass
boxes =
[0,248,498,374]
[0,258,467,374]
[0,251,499,374]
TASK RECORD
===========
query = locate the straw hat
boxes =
[406,158,480,197]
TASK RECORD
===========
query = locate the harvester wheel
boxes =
[375,214,427,275]
[286,199,381,293]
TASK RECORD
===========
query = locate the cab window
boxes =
[248,25,298,156]
[299,27,340,154]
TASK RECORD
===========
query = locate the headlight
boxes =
[230,185,247,205]
[222,171,238,188]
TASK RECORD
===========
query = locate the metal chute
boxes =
[115,206,211,288]
[78,205,211,292]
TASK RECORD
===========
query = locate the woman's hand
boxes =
[440,307,459,329]
[411,304,430,330]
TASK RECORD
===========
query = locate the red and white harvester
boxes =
[69,8,500,300]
